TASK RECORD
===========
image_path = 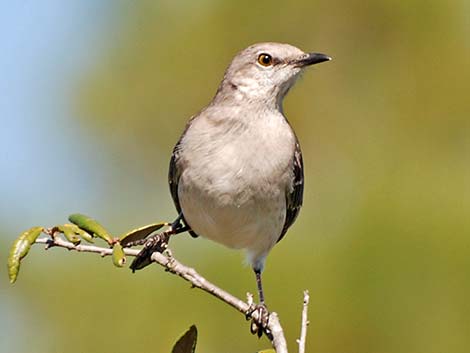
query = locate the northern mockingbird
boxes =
[132,42,330,330]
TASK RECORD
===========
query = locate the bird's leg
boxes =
[247,269,271,338]
[130,213,189,271]
[256,269,266,305]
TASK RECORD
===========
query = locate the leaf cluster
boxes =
[7,213,167,283]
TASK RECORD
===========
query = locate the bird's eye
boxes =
[257,53,273,67]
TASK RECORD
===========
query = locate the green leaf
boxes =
[56,224,81,244]
[112,243,126,267]
[57,224,94,243]
[8,226,43,284]
[70,224,94,243]
[171,325,197,353]
[257,350,276,353]
[68,213,113,244]
[119,222,166,247]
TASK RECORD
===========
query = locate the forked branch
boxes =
[35,236,289,353]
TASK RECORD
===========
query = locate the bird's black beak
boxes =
[295,53,332,67]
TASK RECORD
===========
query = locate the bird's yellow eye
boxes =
[258,53,273,66]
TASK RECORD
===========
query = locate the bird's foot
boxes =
[130,232,171,271]
[246,303,271,338]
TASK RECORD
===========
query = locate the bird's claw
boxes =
[246,303,270,338]
[130,232,170,271]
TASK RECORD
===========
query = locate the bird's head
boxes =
[216,42,331,109]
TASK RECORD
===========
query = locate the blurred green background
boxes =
[1,1,469,352]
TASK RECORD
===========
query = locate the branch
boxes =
[297,290,310,353]
[35,237,289,353]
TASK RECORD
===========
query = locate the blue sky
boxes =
[0,2,121,229]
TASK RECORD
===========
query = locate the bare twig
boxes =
[297,290,310,353]
[35,237,288,353]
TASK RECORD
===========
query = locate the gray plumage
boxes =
[168,42,330,278]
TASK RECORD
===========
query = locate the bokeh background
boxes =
[1,1,469,352]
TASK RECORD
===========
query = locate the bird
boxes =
[131,42,331,332]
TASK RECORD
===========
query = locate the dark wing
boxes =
[168,132,199,238]
[277,139,304,242]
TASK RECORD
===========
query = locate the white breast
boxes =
[177,108,295,269]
